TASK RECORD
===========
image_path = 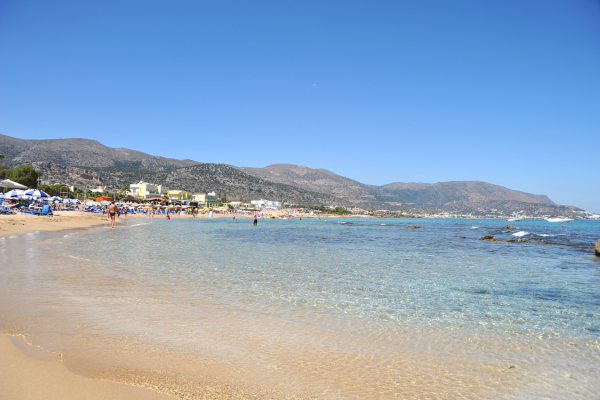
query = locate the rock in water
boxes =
[506,239,515,242]
[505,225,519,229]
[596,239,600,257]
[406,225,421,228]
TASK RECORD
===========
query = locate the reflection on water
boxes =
[1,218,599,398]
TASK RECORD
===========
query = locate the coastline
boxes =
[0,334,171,400]
[2,215,597,398]
[0,211,110,238]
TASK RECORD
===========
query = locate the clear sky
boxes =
[1,0,599,212]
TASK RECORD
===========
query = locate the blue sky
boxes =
[1,0,599,212]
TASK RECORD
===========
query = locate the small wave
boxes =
[537,234,554,237]
[381,224,388,226]
[130,222,153,227]
[471,226,479,229]
[512,231,529,237]
[64,232,81,238]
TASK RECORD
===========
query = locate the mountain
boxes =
[33,162,345,207]
[2,134,582,216]
[239,164,581,216]
[238,164,378,203]
[378,181,555,207]
[0,134,200,171]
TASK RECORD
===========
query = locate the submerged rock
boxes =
[505,225,519,229]
[406,225,421,228]
[517,238,525,242]
[506,239,515,242]
[596,239,600,257]
[460,236,467,239]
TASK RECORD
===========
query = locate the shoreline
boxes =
[0,211,111,238]
[2,214,597,398]
[0,334,171,400]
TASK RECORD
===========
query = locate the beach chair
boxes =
[27,205,54,216]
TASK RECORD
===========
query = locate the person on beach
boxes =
[253,215,258,226]
[107,202,120,229]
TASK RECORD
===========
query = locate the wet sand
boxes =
[0,334,171,400]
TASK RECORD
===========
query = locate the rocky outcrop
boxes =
[480,235,498,241]
[595,239,600,257]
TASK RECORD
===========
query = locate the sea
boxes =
[1,217,599,399]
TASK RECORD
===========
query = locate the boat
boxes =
[546,218,574,223]
[507,218,522,222]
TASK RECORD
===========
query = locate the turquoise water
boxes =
[1,217,599,398]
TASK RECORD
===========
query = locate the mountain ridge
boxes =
[1,134,582,215]
[0,134,200,171]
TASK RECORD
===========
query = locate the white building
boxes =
[168,190,188,201]
[192,192,219,204]
[90,186,107,193]
[129,181,168,199]
[251,199,282,209]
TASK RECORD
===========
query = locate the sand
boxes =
[0,335,171,400]
[0,211,110,238]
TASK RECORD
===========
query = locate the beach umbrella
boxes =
[24,189,50,198]
[50,196,62,201]
[4,189,26,198]
[71,199,82,204]
[0,179,27,189]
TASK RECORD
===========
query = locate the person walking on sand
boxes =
[107,202,120,229]
[253,215,258,226]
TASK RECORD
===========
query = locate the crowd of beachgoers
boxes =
[1,189,338,220]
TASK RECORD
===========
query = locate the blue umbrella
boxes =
[4,189,26,198]
[24,189,50,198]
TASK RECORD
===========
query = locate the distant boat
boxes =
[546,218,574,223]
[507,218,522,221]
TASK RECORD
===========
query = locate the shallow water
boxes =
[1,217,599,398]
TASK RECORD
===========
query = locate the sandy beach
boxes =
[0,211,110,238]
[0,209,338,239]
[0,334,170,400]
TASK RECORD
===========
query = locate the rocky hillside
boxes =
[4,134,582,216]
[0,134,200,171]
[238,164,379,203]
[238,164,564,213]
[378,181,555,208]
[34,162,345,206]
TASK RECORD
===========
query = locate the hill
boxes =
[239,164,580,216]
[33,162,345,207]
[238,164,378,203]
[0,134,200,171]
[2,134,581,216]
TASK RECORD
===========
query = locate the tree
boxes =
[8,165,40,188]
